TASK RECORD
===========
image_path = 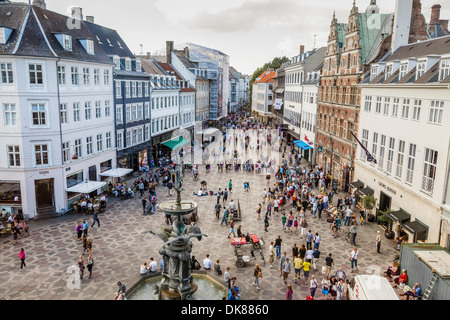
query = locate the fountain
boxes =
[148,162,204,300]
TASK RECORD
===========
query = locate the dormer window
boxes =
[136,60,142,72]
[95,35,103,44]
[0,27,13,45]
[54,34,72,51]
[399,63,408,79]
[439,59,450,81]
[106,38,113,47]
[416,61,426,80]
[370,66,377,80]
[113,56,120,69]
[125,59,131,71]
[385,65,392,79]
[79,39,95,55]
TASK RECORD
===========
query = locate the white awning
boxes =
[99,168,133,178]
[66,181,106,194]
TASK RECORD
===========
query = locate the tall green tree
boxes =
[249,56,289,108]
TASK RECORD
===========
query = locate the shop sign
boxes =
[378,181,397,195]
[317,146,323,153]
[39,171,49,175]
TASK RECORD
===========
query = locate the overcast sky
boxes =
[44,0,450,75]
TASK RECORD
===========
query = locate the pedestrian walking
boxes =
[221,208,228,226]
[227,219,236,238]
[286,284,293,300]
[252,264,262,290]
[324,253,334,278]
[142,197,148,214]
[312,247,320,271]
[313,233,321,250]
[76,222,83,240]
[350,223,358,246]
[167,181,173,196]
[264,215,269,232]
[275,235,282,258]
[78,255,85,279]
[215,202,222,220]
[268,242,275,267]
[228,179,232,194]
[305,230,313,250]
[309,275,318,298]
[321,276,331,299]
[303,259,311,284]
[86,238,93,255]
[279,252,287,276]
[293,254,302,283]
[256,204,262,220]
[82,234,88,254]
[86,253,94,279]
[350,247,359,273]
[19,248,26,271]
[282,257,291,284]
[376,231,382,253]
[336,279,345,300]
[344,206,352,226]
[91,210,101,229]
[82,220,89,236]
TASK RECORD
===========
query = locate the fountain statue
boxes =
[152,161,204,300]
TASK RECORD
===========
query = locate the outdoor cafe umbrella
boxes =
[66,180,106,194]
[99,168,133,178]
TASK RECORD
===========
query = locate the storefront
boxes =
[152,132,175,164]
[66,171,84,211]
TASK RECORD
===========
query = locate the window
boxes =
[73,103,80,122]
[60,103,68,124]
[136,60,142,72]
[392,98,399,117]
[86,136,93,155]
[422,148,438,194]
[94,69,100,85]
[63,34,72,51]
[83,68,90,85]
[406,143,416,184]
[385,65,392,79]
[364,96,372,112]
[104,100,111,117]
[125,59,131,71]
[429,100,444,124]
[387,138,395,174]
[412,100,421,121]
[86,40,95,55]
[401,99,410,119]
[34,144,49,166]
[137,81,143,96]
[132,105,137,120]
[378,135,386,170]
[116,105,123,123]
[104,70,110,85]
[396,140,405,179]
[62,142,70,163]
[126,105,131,122]
[71,67,79,85]
[399,63,408,79]
[137,104,143,120]
[152,120,155,134]
[138,127,143,143]
[361,129,369,160]
[106,132,112,149]
[375,97,382,114]
[31,103,46,126]
[58,65,66,85]
[132,81,137,97]
[0,63,13,84]
[117,132,123,149]
[372,132,378,161]
[439,59,450,81]
[96,134,103,152]
[144,102,150,119]
[125,81,131,97]
[85,102,92,120]
[115,81,122,98]
[144,82,149,96]
[95,101,101,118]
[113,56,120,69]
[74,139,82,158]
[383,97,390,115]
[29,64,43,85]
[416,62,426,80]
[132,129,137,145]
[3,104,16,126]
[126,130,131,146]
[7,145,20,167]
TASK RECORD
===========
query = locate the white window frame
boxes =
[60,103,68,124]
[428,100,444,125]
[439,59,450,81]
[73,102,80,122]
[401,99,410,119]
[0,62,14,84]
[3,103,17,126]
[31,103,47,127]
[28,63,44,85]
[7,145,21,167]
[412,99,421,121]
[33,143,50,167]
[58,65,66,85]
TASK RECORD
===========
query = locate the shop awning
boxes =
[358,187,374,197]
[349,180,364,189]
[403,220,428,241]
[99,168,133,178]
[293,140,313,151]
[162,136,189,150]
[66,181,106,194]
[386,209,411,224]
[275,88,284,94]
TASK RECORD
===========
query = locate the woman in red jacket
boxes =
[394,269,408,286]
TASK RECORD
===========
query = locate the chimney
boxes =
[300,45,305,55]
[409,0,429,43]
[70,6,83,21]
[166,41,174,64]
[430,4,441,24]
[32,0,46,9]
[85,16,95,23]
[391,0,413,52]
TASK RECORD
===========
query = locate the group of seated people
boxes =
[139,257,160,275]
[384,265,422,300]
[111,183,134,199]
[76,193,107,214]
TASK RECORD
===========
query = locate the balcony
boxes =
[421,176,435,195]
[406,169,414,184]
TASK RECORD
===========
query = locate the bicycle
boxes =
[344,229,353,243]
[330,224,345,238]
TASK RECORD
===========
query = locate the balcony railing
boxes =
[421,176,435,195]
[406,169,414,184]
[386,160,393,174]
[395,165,403,179]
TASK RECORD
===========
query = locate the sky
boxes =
[43,0,450,76]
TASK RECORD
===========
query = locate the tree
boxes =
[249,56,289,107]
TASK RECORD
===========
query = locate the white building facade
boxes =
[0,2,116,218]
[356,36,450,247]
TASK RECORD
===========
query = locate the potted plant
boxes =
[361,194,376,222]
[72,155,78,160]
[377,208,395,239]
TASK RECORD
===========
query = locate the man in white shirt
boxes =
[149,257,157,273]
[268,242,275,267]
[229,200,236,213]
[344,206,353,226]
[203,254,212,270]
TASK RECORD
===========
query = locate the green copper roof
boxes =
[357,13,393,64]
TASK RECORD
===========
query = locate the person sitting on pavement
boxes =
[203,254,212,270]
[402,283,422,300]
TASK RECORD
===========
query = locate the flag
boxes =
[349,130,377,164]
[304,135,310,143]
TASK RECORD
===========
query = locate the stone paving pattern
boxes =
[0,157,399,300]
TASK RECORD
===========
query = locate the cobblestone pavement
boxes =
[0,159,399,300]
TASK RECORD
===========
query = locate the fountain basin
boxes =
[127,272,228,300]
